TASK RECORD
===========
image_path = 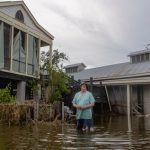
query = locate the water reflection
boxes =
[0,115,150,149]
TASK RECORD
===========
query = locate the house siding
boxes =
[0,5,50,40]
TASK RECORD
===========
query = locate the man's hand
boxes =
[76,105,82,109]
[80,103,95,109]
[73,103,95,110]
[73,104,82,109]
[73,104,86,109]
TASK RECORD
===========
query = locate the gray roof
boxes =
[72,61,150,81]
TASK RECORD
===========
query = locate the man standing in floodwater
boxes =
[72,82,95,131]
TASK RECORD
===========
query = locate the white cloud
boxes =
[3,0,150,67]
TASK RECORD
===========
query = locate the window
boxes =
[72,67,77,73]
[0,21,12,70]
[136,55,140,62]
[4,23,11,70]
[145,53,149,61]
[15,10,24,23]
[132,56,136,63]
[141,54,145,62]
[12,28,26,73]
[27,34,39,75]
[66,68,69,73]
[131,53,150,63]
[0,21,4,69]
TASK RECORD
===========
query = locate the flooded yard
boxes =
[0,115,150,150]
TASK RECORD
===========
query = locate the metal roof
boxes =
[72,61,150,81]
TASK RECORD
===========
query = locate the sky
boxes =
[3,0,150,68]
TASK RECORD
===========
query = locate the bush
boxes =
[0,85,15,103]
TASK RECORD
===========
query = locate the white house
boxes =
[0,1,54,102]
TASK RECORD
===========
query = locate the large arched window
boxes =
[15,10,24,23]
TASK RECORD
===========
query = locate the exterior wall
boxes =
[131,86,138,106]
[0,5,50,40]
[143,85,150,114]
[0,20,41,78]
[78,65,85,72]
[144,117,150,130]
[0,5,35,27]
[131,85,144,114]
[66,64,85,74]
[0,4,53,79]
[131,85,139,113]
[107,85,127,114]
[130,53,150,64]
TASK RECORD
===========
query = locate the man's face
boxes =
[80,84,87,92]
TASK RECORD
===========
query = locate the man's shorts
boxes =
[77,119,92,129]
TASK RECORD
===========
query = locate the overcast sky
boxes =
[4,0,150,68]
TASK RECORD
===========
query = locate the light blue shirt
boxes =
[72,91,95,119]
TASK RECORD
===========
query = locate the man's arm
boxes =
[72,93,80,109]
[73,103,95,110]
[80,102,95,109]
[73,103,82,109]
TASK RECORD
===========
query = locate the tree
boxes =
[40,49,69,103]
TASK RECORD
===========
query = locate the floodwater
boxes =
[0,115,150,150]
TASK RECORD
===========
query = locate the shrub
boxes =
[0,85,15,103]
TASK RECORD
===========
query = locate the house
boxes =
[70,49,150,115]
[0,1,54,102]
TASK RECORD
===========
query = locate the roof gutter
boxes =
[80,72,150,83]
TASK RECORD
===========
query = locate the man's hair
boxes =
[79,82,88,90]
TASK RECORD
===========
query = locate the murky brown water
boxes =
[0,115,150,150]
